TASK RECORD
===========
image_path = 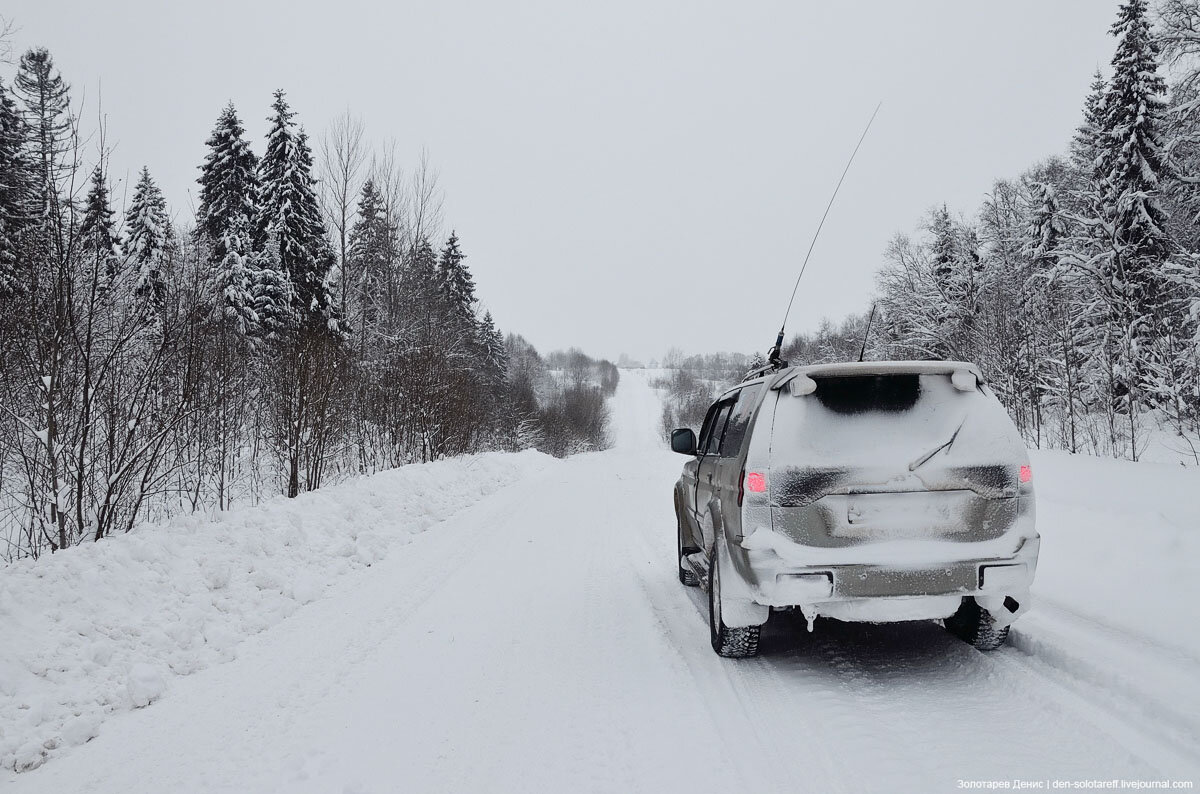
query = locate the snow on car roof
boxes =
[792,360,984,379]
[729,361,985,399]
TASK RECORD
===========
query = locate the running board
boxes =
[684,552,711,590]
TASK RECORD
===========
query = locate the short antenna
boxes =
[857,302,877,362]
[768,102,882,367]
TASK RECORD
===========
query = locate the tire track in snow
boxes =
[1000,606,1200,773]
[1032,595,1200,668]
[983,643,1200,776]
[621,496,852,794]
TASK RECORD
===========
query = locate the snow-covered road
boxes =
[4,370,1199,793]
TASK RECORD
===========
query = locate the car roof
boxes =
[789,360,983,379]
[725,360,984,400]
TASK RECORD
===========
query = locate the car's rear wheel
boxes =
[945,597,1010,651]
[676,505,699,587]
[708,550,761,658]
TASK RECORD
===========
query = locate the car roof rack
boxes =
[741,360,788,383]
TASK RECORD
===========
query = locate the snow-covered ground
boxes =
[0,451,554,773]
[2,370,1198,792]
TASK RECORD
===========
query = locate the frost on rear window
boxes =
[770,373,1028,481]
[814,374,920,414]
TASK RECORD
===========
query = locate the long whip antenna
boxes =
[769,102,881,365]
[857,302,877,362]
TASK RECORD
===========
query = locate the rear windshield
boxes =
[814,374,919,414]
[769,372,1025,471]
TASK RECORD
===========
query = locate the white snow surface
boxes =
[2,370,1199,792]
[0,450,549,773]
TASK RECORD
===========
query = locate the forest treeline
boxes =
[0,45,613,560]
[662,0,1200,463]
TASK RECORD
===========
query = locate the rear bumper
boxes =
[741,534,1040,621]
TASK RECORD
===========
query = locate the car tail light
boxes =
[739,470,766,507]
[1019,465,1032,484]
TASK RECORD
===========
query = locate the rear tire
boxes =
[708,550,761,658]
[945,597,1010,651]
[676,506,699,587]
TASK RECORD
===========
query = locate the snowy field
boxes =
[2,370,1198,792]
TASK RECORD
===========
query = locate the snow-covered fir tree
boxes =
[1094,0,1182,437]
[401,235,440,320]
[13,48,71,256]
[0,78,28,298]
[251,231,295,339]
[924,206,983,359]
[1071,70,1108,180]
[929,204,957,291]
[196,104,260,268]
[124,166,171,310]
[348,180,392,272]
[1026,180,1090,451]
[1028,182,1069,267]
[478,310,508,387]
[207,213,259,335]
[1156,2,1200,251]
[437,231,481,356]
[78,166,121,287]
[258,92,340,332]
[1100,0,1172,287]
[438,232,476,312]
[347,178,398,331]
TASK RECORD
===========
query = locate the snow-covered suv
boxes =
[671,361,1039,658]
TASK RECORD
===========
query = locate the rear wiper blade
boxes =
[908,419,966,472]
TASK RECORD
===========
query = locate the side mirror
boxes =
[670,428,697,455]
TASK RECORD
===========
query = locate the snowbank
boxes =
[1028,448,1200,656]
[0,450,552,772]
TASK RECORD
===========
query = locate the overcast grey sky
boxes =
[5,0,1122,362]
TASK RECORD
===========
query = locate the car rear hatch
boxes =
[766,365,1030,549]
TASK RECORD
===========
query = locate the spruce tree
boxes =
[196,104,260,267]
[14,50,70,211]
[348,180,390,271]
[1027,181,1086,450]
[1066,71,1112,275]
[924,206,984,360]
[78,166,121,287]
[1101,0,1171,276]
[438,231,476,310]
[1028,183,1068,270]
[208,213,259,335]
[1156,0,1200,246]
[1079,0,1184,457]
[479,310,508,387]
[927,205,958,357]
[437,231,479,347]
[125,166,171,309]
[258,91,339,330]
[929,205,956,288]
[13,48,71,256]
[347,179,398,330]
[1071,70,1107,181]
[1098,0,1176,399]
[402,235,440,318]
[251,241,295,339]
[0,78,28,298]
